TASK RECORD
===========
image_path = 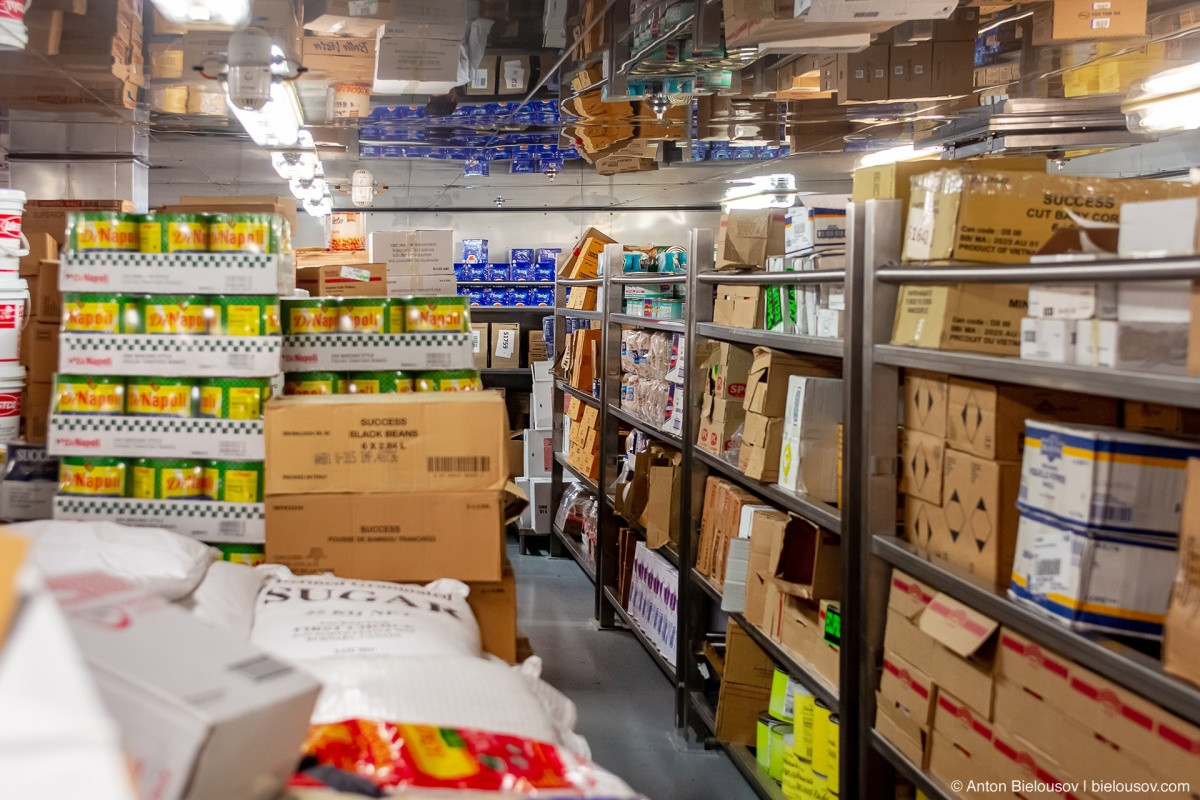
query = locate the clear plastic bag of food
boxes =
[554,483,585,534]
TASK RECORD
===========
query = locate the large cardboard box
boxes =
[737,412,784,482]
[300,35,376,82]
[498,54,532,95]
[467,555,518,664]
[903,370,948,437]
[715,619,774,746]
[743,347,839,418]
[877,649,935,768]
[304,0,401,36]
[875,693,928,770]
[374,29,462,95]
[264,393,508,496]
[889,42,933,99]
[490,323,521,369]
[716,210,787,269]
[891,284,1028,356]
[45,572,320,800]
[903,496,952,564]
[470,323,489,370]
[899,428,944,505]
[20,200,130,273]
[777,598,839,691]
[25,322,60,384]
[561,227,615,280]
[35,260,61,321]
[946,379,1118,462]
[266,489,514,583]
[777,375,842,503]
[296,263,387,297]
[941,450,1021,589]
[704,342,755,402]
[1166,459,1200,685]
[1033,0,1148,44]
[917,592,998,719]
[836,45,890,103]
[368,229,454,281]
[697,394,747,458]
[713,285,764,329]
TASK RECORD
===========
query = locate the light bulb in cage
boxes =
[351,169,374,208]
[648,93,670,120]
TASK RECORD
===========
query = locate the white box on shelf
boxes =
[516,476,552,534]
[531,361,553,431]
[368,229,454,277]
[815,308,844,339]
[388,275,458,297]
[58,335,282,378]
[667,332,686,385]
[47,415,265,461]
[628,542,679,668]
[1117,281,1191,324]
[1027,283,1117,320]
[1118,197,1200,257]
[784,195,850,255]
[53,496,267,544]
[280,332,472,371]
[59,252,294,296]
[777,375,843,503]
[524,428,552,478]
[1020,317,1075,363]
[1075,319,1188,373]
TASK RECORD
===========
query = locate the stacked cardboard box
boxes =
[564,396,600,481]
[715,619,775,745]
[559,227,616,309]
[697,343,754,459]
[900,372,1116,589]
[695,477,758,589]
[563,326,601,394]
[367,229,456,297]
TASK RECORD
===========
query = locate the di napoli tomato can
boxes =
[337,297,389,333]
[131,458,204,499]
[59,456,128,496]
[54,375,124,414]
[208,213,276,253]
[282,298,338,334]
[139,213,209,253]
[126,377,197,417]
[208,296,281,336]
[393,296,469,333]
[198,377,271,419]
[342,371,396,394]
[283,372,340,395]
[216,543,266,566]
[67,211,139,252]
[141,295,211,335]
[62,293,133,334]
[414,370,482,392]
[204,460,264,502]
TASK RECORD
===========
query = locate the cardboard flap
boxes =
[888,570,937,620]
[503,480,529,523]
[919,592,998,658]
[770,516,840,601]
[0,533,30,647]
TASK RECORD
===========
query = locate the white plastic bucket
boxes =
[331,83,370,120]
[0,279,30,365]
[0,365,24,443]
[0,189,28,273]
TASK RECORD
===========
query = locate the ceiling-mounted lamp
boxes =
[289,176,327,203]
[1123,62,1200,134]
[648,93,671,120]
[150,0,252,28]
[330,169,388,208]
[721,174,796,211]
[303,194,333,218]
[856,144,943,169]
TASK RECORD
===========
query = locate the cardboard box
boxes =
[498,54,532,95]
[34,260,61,321]
[300,35,376,82]
[704,342,755,401]
[527,331,547,364]
[22,382,51,444]
[715,619,774,746]
[836,44,890,102]
[918,592,998,719]
[744,508,788,627]
[1021,317,1076,363]
[467,555,517,664]
[645,453,682,550]
[523,428,552,479]
[713,285,764,329]
[490,322,521,369]
[296,263,386,297]
[368,229,454,281]
[875,693,928,770]
[889,42,933,99]
[470,323,489,370]
[768,515,840,602]
[941,450,1021,589]
[45,572,320,800]
[697,394,747,458]
[1123,400,1200,435]
[777,598,840,691]
[784,194,849,254]
[903,496,952,564]
[737,412,784,482]
[945,378,1116,462]
[24,322,59,385]
[304,0,402,36]
[561,227,615,280]
[776,375,842,503]
[899,428,944,505]
[465,54,499,96]
[716,210,787,269]
[266,488,514,583]
[1027,283,1118,320]
[929,40,976,97]
[264,393,508,496]
[852,157,1046,225]
[891,284,1028,356]
[1168,461,1200,683]
[1080,318,1189,373]
[904,370,948,437]
[1033,0,1148,44]
[743,348,839,418]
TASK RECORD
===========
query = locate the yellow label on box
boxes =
[210,220,270,252]
[128,383,192,415]
[144,302,209,334]
[288,306,338,333]
[223,469,260,503]
[228,387,264,418]
[226,304,264,336]
[61,463,125,495]
[65,300,120,332]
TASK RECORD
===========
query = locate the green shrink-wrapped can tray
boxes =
[126,377,197,417]
[198,377,272,419]
[205,460,264,503]
[131,458,204,499]
[139,213,209,253]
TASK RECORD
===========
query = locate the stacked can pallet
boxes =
[47,210,293,563]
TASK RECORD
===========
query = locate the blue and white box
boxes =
[462,238,489,263]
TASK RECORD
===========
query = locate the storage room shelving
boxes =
[548,201,1200,798]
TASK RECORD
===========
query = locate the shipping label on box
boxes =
[1027,283,1117,320]
[1021,317,1076,364]
[891,284,1028,356]
[368,229,453,277]
[490,322,521,368]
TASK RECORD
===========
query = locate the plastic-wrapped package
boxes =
[176,560,271,639]
[553,483,588,535]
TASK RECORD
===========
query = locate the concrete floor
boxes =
[511,540,756,800]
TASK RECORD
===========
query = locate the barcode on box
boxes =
[426,353,452,368]
[218,520,245,538]
[228,654,293,683]
[1037,559,1062,577]
[1093,504,1133,523]
[229,354,254,370]
[427,456,491,473]
[1093,18,1111,29]
[1024,330,1037,342]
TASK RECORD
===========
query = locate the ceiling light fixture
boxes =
[721,174,796,211]
[1123,62,1200,134]
[856,144,943,168]
[150,0,251,28]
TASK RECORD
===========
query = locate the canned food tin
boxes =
[208,213,275,253]
[141,295,211,335]
[394,371,415,393]
[59,456,127,496]
[771,669,808,723]
[205,460,264,502]
[825,714,839,796]
[131,458,204,499]
[337,297,389,333]
[198,377,271,419]
[794,687,816,763]
[811,698,832,777]
[394,296,469,332]
[282,298,338,334]
[62,293,128,333]
[67,211,139,252]
[812,773,828,800]
[139,213,209,253]
[782,750,815,800]
[55,375,124,414]
[343,371,396,394]
[755,712,773,772]
[770,728,792,783]
[413,370,482,392]
[208,296,281,336]
[216,543,266,566]
[283,372,340,395]
[126,377,197,417]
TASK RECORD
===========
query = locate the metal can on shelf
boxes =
[394,371,415,393]
[131,458,204,499]
[208,296,281,336]
[811,697,832,778]
[413,370,482,392]
[67,211,139,252]
[198,377,272,419]
[141,295,211,335]
[825,714,839,797]
[208,212,275,253]
[59,456,128,496]
[54,375,124,414]
[126,377,197,417]
[139,213,209,253]
[204,460,264,502]
[62,293,128,333]
[283,372,340,395]
[393,296,469,332]
[216,543,266,566]
[282,298,338,334]
[337,297,389,333]
[342,371,397,393]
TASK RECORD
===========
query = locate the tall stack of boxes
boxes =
[697,343,753,459]
[564,396,600,481]
[368,229,456,298]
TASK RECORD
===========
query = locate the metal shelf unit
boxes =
[606,403,683,449]
[552,522,598,585]
[557,380,601,408]
[603,586,677,683]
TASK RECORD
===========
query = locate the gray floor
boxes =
[510,539,756,800]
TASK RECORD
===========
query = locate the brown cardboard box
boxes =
[20,234,58,278]
[569,329,600,390]
[875,693,928,770]
[296,263,387,297]
[929,693,1005,793]
[506,433,522,482]
[704,342,755,402]
[899,428,944,505]
[883,608,941,691]
[940,450,1021,589]
[1123,400,1200,434]
[266,488,513,582]
[697,394,747,459]
[716,618,774,746]
[467,554,517,664]
[696,478,755,580]
[497,54,532,95]
[889,42,933,99]
[566,286,596,310]
[527,331,547,363]
[713,285,764,329]
[466,55,498,96]
[918,593,998,719]
[891,284,1028,356]
[737,412,783,482]
[768,515,840,602]
[744,509,788,627]
[880,650,936,733]
[303,0,400,36]
[34,261,61,321]
[470,323,489,370]
[851,157,1046,216]
[21,200,131,274]
[903,497,952,564]
[25,322,60,384]
[946,378,1117,461]
[716,210,787,269]
[929,41,976,97]
[724,617,776,688]
[562,227,615,280]
[300,35,376,82]
[1033,0,1148,45]
[296,248,370,268]
[836,45,890,103]
[22,382,51,444]
[264,393,508,496]
[1167,459,1200,687]
[581,404,600,430]
[927,730,993,800]
[778,598,839,690]
[490,323,521,369]
[903,370,948,437]
[743,347,839,418]
[888,569,936,618]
